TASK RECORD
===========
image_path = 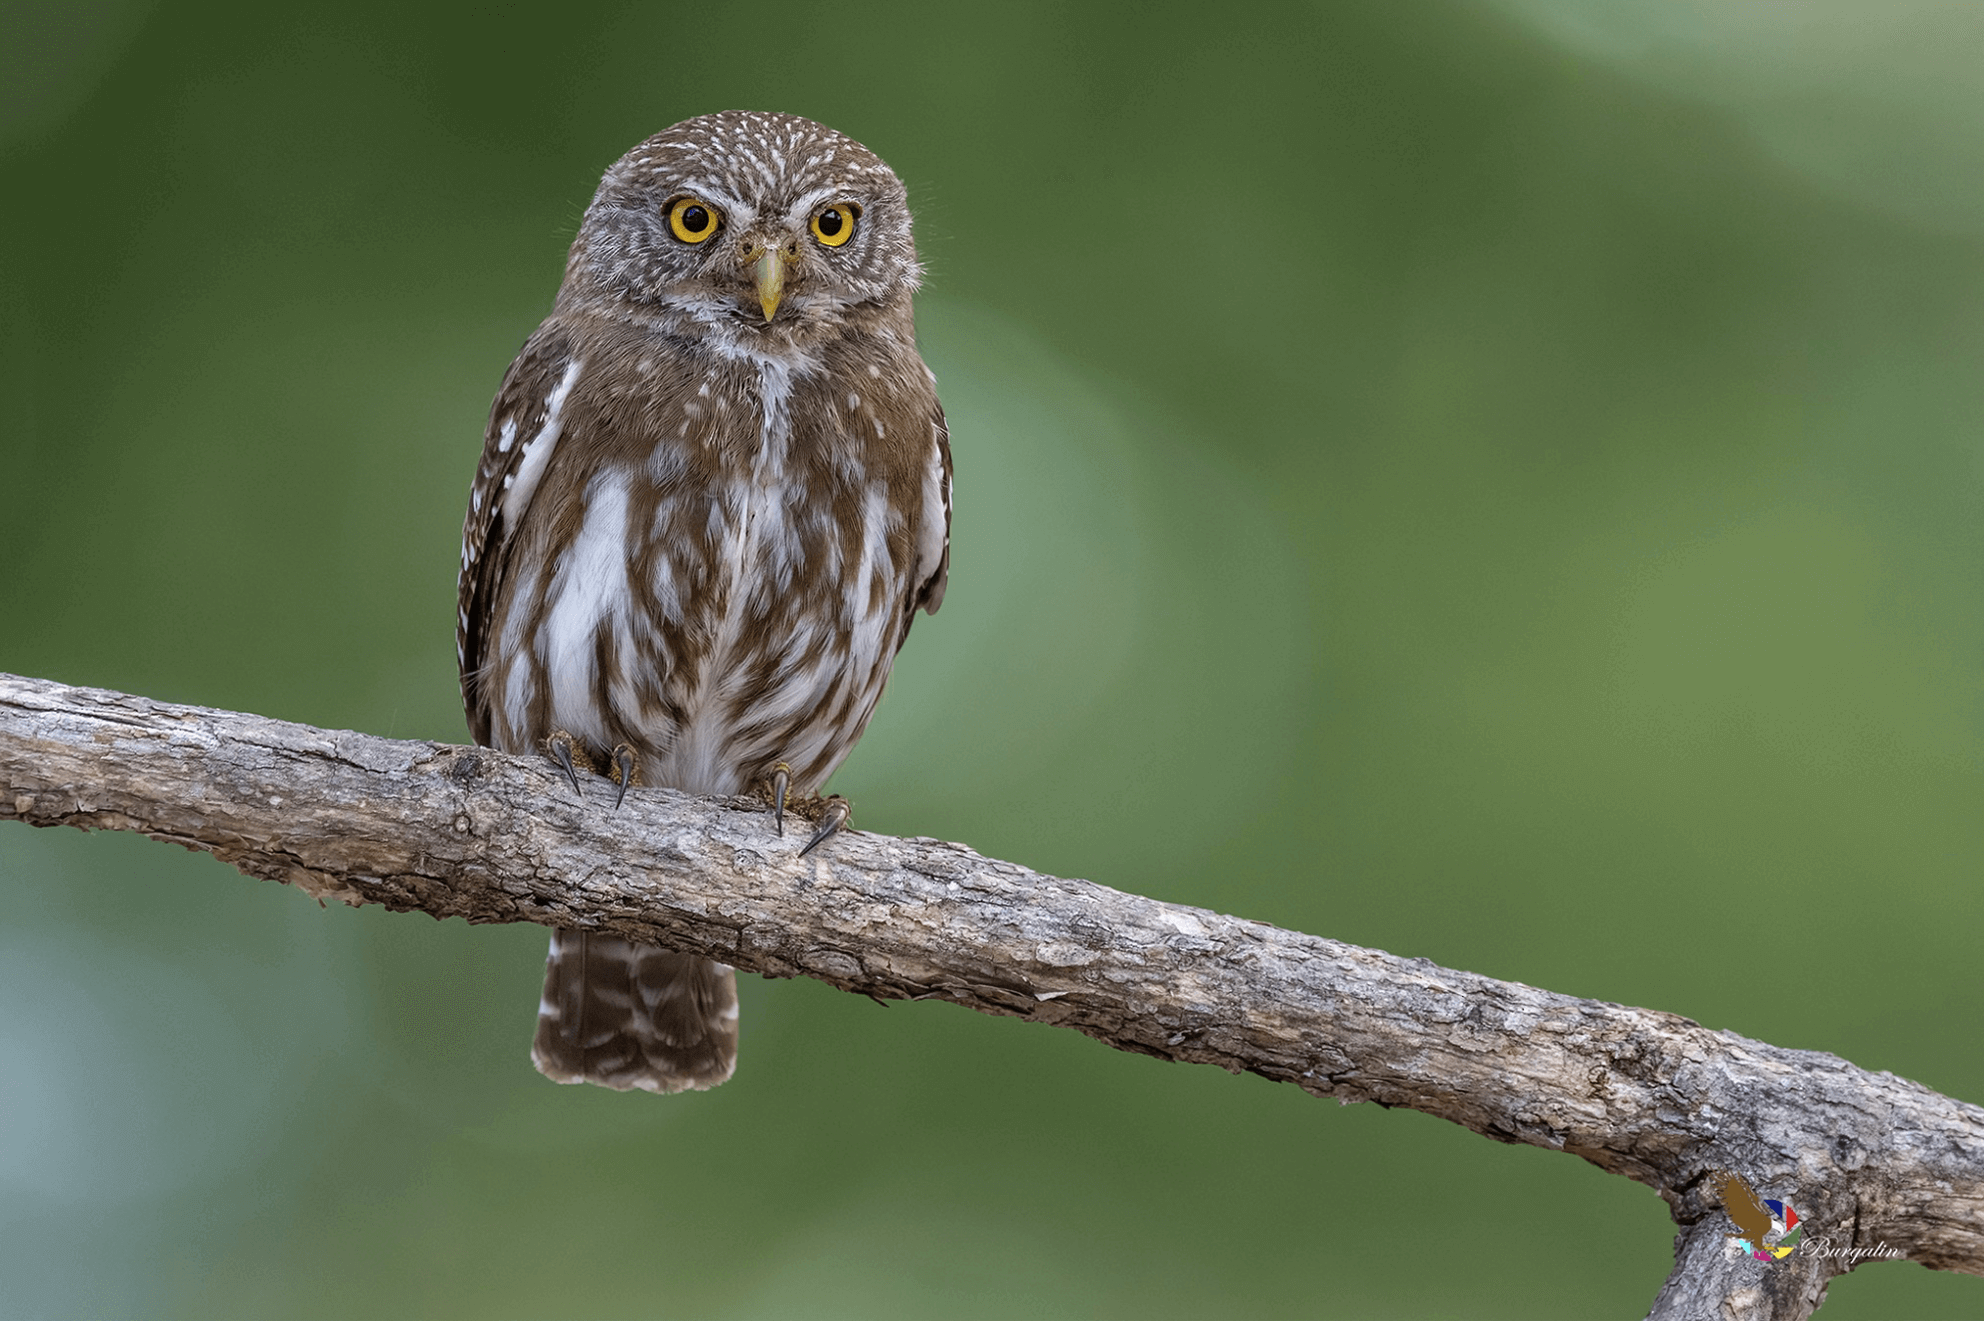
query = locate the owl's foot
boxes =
[609,743,640,811]
[544,730,594,802]
[757,768,850,855]
[800,796,851,857]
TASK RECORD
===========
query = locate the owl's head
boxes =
[560,111,921,343]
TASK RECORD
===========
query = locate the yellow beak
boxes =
[752,249,786,322]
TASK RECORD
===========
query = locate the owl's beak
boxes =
[745,242,797,323]
[752,250,784,322]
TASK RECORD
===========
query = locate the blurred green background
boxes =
[3,1,1981,1317]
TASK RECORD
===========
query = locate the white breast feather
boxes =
[538,471,632,751]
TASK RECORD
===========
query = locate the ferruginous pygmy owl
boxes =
[456,111,952,1093]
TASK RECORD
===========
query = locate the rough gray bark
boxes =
[1,671,1978,1318]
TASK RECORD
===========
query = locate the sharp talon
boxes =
[771,763,791,836]
[548,735,585,803]
[799,796,850,857]
[611,744,636,811]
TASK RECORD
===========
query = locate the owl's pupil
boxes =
[683,206,709,233]
[818,210,843,236]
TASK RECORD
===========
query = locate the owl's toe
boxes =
[544,730,590,803]
[609,743,640,810]
[799,796,851,857]
[768,762,791,835]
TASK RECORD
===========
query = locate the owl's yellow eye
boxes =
[668,197,721,244]
[810,203,859,247]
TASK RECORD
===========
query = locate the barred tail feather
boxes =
[532,930,739,1093]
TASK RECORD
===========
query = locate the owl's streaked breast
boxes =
[480,333,924,796]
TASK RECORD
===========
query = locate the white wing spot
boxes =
[501,359,584,527]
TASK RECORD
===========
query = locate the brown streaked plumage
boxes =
[457,111,951,1093]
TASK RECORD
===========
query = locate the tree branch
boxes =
[2,671,1977,1318]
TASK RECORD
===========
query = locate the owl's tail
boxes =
[532,930,739,1092]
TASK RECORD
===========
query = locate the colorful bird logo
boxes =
[1712,1171,1802,1261]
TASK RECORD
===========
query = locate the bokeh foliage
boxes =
[3,2,1981,1316]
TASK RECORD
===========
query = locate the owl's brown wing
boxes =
[908,400,953,618]
[456,325,581,747]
